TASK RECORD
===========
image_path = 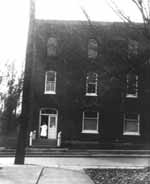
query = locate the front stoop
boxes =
[1,147,150,157]
[32,139,57,148]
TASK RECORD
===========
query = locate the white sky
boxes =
[0,0,143,72]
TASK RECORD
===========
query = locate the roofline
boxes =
[35,19,143,26]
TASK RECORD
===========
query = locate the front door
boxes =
[48,115,57,139]
[39,108,58,140]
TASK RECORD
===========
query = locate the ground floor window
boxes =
[82,111,99,134]
[123,113,140,136]
[39,108,58,139]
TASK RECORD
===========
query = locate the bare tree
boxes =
[107,0,150,38]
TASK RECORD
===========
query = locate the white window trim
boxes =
[86,73,98,96]
[86,93,97,96]
[126,75,138,98]
[44,71,56,94]
[82,112,99,134]
[123,113,140,136]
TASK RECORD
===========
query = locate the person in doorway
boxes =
[40,122,48,139]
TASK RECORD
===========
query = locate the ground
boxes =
[85,167,150,184]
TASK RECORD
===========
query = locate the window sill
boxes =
[44,92,56,95]
[126,94,138,98]
[123,132,140,136]
[86,93,97,96]
[82,130,99,134]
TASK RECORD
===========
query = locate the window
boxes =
[88,39,98,59]
[128,40,138,57]
[45,71,56,94]
[47,37,57,56]
[82,111,99,134]
[86,73,98,96]
[123,113,140,136]
[126,73,138,98]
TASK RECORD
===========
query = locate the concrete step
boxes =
[1,147,150,157]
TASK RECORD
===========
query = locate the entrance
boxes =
[39,108,58,139]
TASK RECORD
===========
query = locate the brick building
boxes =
[23,10,150,148]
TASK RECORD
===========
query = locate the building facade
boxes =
[23,18,150,148]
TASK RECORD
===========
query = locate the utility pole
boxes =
[14,0,35,164]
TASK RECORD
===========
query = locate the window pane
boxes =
[84,118,97,130]
[85,111,97,118]
[127,74,136,85]
[126,113,138,120]
[47,72,55,81]
[124,120,138,133]
[88,39,98,58]
[87,83,96,93]
[126,74,138,96]
[41,109,56,114]
[87,73,97,82]
[46,82,55,92]
[50,116,56,128]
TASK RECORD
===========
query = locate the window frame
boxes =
[82,111,99,134]
[44,71,56,94]
[86,73,98,96]
[123,113,140,136]
[126,73,138,98]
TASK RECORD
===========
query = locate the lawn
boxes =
[85,168,150,184]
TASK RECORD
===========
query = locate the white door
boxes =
[48,115,57,139]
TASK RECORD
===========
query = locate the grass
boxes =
[85,167,150,184]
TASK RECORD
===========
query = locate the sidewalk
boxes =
[0,156,150,184]
[0,165,94,184]
[0,157,150,169]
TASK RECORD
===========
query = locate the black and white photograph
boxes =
[0,0,150,183]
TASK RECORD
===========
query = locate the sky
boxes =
[0,0,143,72]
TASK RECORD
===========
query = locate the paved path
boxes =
[38,167,93,184]
[0,165,42,184]
[0,157,150,169]
[0,157,150,184]
[0,166,94,184]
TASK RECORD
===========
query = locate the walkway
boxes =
[0,156,150,183]
[0,166,94,184]
[0,157,150,169]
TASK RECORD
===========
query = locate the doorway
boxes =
[39,108,58,139]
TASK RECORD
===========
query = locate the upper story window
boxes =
[126,73,138,98]
[45,71,56,94]
[88,39,98,59]
[47,37,57,56]
[86,73,98,96]
[128,40,138,57]
[82,111,99,134]
[123,113,140,136]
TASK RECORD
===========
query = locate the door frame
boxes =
[39,108,58,139]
